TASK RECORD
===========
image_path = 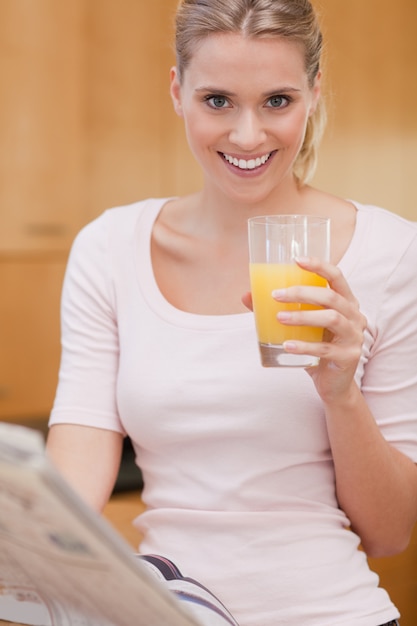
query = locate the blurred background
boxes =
[0,0,416,622]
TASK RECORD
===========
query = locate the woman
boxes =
[47,1,417,624]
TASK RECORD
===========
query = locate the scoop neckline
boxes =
[134,198,366,330]
[134,199,253,330]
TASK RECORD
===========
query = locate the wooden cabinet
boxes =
[0,1,83,424]
[0,1,84,253]
[0,257,66,421]
[0,0,196,424]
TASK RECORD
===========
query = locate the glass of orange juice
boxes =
[248,215,330,367]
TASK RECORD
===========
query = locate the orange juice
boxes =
[250,263,327,345]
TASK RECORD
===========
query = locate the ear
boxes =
[170,66,183,117]
[309,70,322,116]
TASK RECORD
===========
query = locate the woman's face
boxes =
[170,32,320,204]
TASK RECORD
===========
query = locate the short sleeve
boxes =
[361,232,417,462]
[49,212,125,434]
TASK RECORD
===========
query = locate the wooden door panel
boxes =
[0,1,84,252]
[0,258,65,420]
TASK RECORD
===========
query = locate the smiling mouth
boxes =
[221,152,273,170]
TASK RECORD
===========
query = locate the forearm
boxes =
[324,383,417,558]
[46,424,124,513]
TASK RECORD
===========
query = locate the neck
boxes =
[189,176,312,239]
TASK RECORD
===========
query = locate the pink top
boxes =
[50,198,417,626]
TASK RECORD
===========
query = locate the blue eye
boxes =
[267,95,290,108]
[206,95,229,109]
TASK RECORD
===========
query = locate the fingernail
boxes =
[278,312,291,321]
[283,341,297,351]
[272,289,286,299]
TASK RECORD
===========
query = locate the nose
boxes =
[228,109,267,151]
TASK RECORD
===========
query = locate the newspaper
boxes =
[0,423,239,626]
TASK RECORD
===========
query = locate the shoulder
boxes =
[348,202,417,306]
[354,201,416,230]
[68,198,172,264]
[61,199,172,310]
[353,201,417,259]
[64,198,171,286]
[75,198,170,244]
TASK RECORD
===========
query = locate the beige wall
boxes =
[312,0,417,219]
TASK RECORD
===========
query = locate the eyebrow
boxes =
[194,85,302,96]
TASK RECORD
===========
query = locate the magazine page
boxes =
[0,423,199,626]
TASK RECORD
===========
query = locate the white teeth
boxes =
[223,152,271,170]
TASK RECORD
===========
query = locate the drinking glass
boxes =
[248,215,330,367]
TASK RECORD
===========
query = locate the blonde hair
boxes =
[175,0,326,184]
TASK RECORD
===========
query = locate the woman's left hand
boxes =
[272,256,367,403]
